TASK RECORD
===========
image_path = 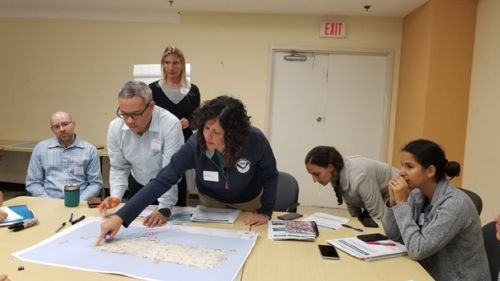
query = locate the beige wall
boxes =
[0,13,403,151]
[393,0,477,187]
[464,0,500,223]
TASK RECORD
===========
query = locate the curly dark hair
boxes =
[193,96,251,164]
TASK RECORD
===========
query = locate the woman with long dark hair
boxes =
[305,146,398,219]
[383,139,489,280]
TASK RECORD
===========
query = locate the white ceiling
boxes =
[0,0,428,23]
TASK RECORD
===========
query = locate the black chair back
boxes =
[459,188,482,215]
[482,221,500,281]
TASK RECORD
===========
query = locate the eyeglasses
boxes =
[116,104,149,120]
[51,121,72,130]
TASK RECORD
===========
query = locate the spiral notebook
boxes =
[0,204,36,226]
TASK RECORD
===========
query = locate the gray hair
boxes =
[118,81,153,105]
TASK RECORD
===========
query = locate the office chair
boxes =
[273,171,299,213]
[458,188,483,215]
[482,221,500,281]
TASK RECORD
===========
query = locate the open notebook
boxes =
[328,237,407,261]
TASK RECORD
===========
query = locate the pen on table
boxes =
[8,218,39,232]
[69,212,73,223]
[367,241,397,246]
[341,223,363,232]
[71,215,85,225]
[55,222,66,233]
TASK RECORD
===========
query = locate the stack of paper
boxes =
[328,237,407,261]
[302,212,349,230]
[137,205,194,225]
[268,220,319,241]
[0,205,36,226]
[190,206,242,224]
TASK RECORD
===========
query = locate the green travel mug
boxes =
[64,184,80,207]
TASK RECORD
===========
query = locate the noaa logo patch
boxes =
[235,158,251,173]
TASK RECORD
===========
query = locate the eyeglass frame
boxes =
[50,121,73,130]
[116,102,150,120]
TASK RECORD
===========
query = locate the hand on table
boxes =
[244,213,269,226]
[143,210,168,228]
[0,274,10,281]
[95,215,123,246]
[0,210,7,222]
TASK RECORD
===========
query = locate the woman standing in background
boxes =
[149,46,201,206]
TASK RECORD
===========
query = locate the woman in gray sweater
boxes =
[305,146,398,219]
[383,139,489,280]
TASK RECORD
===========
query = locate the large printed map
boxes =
[13,218,257,281]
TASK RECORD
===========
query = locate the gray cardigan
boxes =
[382,180,490,281]
[334,156,398,219]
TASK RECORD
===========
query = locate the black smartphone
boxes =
[358,215,379,228]
[357,233,388,242]
[318,244,340,260]
[277,213,303,220]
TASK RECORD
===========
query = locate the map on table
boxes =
[13,217,258,281]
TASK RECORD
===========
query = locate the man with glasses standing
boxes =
[26,111,103,200]
[101,80,183,227]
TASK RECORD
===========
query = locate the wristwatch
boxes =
[158,208,171,218]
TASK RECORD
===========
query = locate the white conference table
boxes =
[0,197,433,281]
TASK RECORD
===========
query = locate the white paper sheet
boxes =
[302,212,349,230]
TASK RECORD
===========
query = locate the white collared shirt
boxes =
[107,105,184,209]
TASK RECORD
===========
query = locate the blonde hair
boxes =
[161,46,188,87]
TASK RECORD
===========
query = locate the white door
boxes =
[269,50,391,208]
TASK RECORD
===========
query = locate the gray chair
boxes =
[482,221,500,281]
[459,188,482,215]
[273,171,299,212]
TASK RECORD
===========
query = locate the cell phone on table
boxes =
[357,233,388,242]
[277,213,303,220]
[318,244,340,260]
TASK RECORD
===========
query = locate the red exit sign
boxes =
[320,21,346,38]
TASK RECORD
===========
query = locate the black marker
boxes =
[341,223,363,232]
[9,219,39,232]
[71,215,85,225]
[55,222,66,233]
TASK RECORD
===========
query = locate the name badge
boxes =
[73,166,84,176]
[203,171,219,182]
[151,139,161,151]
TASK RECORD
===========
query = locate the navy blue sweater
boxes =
[116,127,279,226]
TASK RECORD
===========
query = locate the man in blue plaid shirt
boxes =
[25,111,103,200]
